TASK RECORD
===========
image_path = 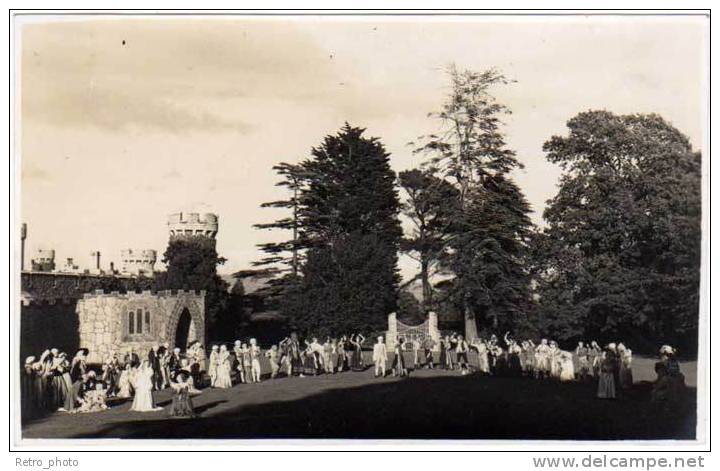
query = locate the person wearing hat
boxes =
[168,372,196,418]
[168,347,183,381]
[597,346,617,399]
[70,349,88,383]
[49,351,72,411]
[652,346,686,403]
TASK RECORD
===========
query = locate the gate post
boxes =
[386,312,398,350]
[428,311,441,351]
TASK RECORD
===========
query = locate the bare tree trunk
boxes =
[421,257,432,313]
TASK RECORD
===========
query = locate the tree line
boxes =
[164,65,702,354]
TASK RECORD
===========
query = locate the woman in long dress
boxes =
[208,345,219,387]
[472,340,490,374]
[391,337,408,377]
[597,350,617,399]
[168,373,196,418]
[214,345,233,389]
[336,337,346,372]
[438,337,448,370]
[617,343,633,389]
[59,354,77,412]
[130,361,162,411]
[51,353,75,412]
[549,342,562,379]
[521,340,536,377]
[559,351,575,382]
[507,341,522,377]
[351,334,365,371]
[117,364,133,398]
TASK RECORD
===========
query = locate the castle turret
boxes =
[31,248,55,272]
[120,249,157,277]
[168,212,218,242]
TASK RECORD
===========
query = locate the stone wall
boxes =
[77,290,205,363]
[20,271,157,362]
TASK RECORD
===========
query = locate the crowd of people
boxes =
[20,331,687,421]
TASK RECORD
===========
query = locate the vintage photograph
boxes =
[12,12,707,443]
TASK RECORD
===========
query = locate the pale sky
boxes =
[19,15,707,279]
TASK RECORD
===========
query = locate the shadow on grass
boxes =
[64,374,696,440]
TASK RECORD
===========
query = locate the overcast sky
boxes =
[19,15,707,278]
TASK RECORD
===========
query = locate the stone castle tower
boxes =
[120,249,157,277]
[31,248,55,272]
[167,212,219,246]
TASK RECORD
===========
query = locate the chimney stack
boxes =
[91,251,101,270]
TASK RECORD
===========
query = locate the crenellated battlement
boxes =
[120,249,157,277]
[168,212,218,239]
[31,248,56,272]
[81,289,206,299]
[121,249,157,261]
[21,297,77,307]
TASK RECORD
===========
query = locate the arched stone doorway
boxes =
[166,295,205,349]
[175,308,192,349]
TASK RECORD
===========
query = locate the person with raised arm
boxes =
[455,334,470,375]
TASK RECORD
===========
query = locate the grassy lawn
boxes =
[22,356,696,440]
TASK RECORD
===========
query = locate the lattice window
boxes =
[127,309,150,337]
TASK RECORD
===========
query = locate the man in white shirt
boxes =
[373,336,388,378]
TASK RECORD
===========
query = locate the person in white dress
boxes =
[208,345,219,387]
[214,345,233,389]
[130,361,162,411]
[549,341,562,379]
[535,339,551,379]
[558,350,575,382]
[472,339,490,374]
[117,364,134,399]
